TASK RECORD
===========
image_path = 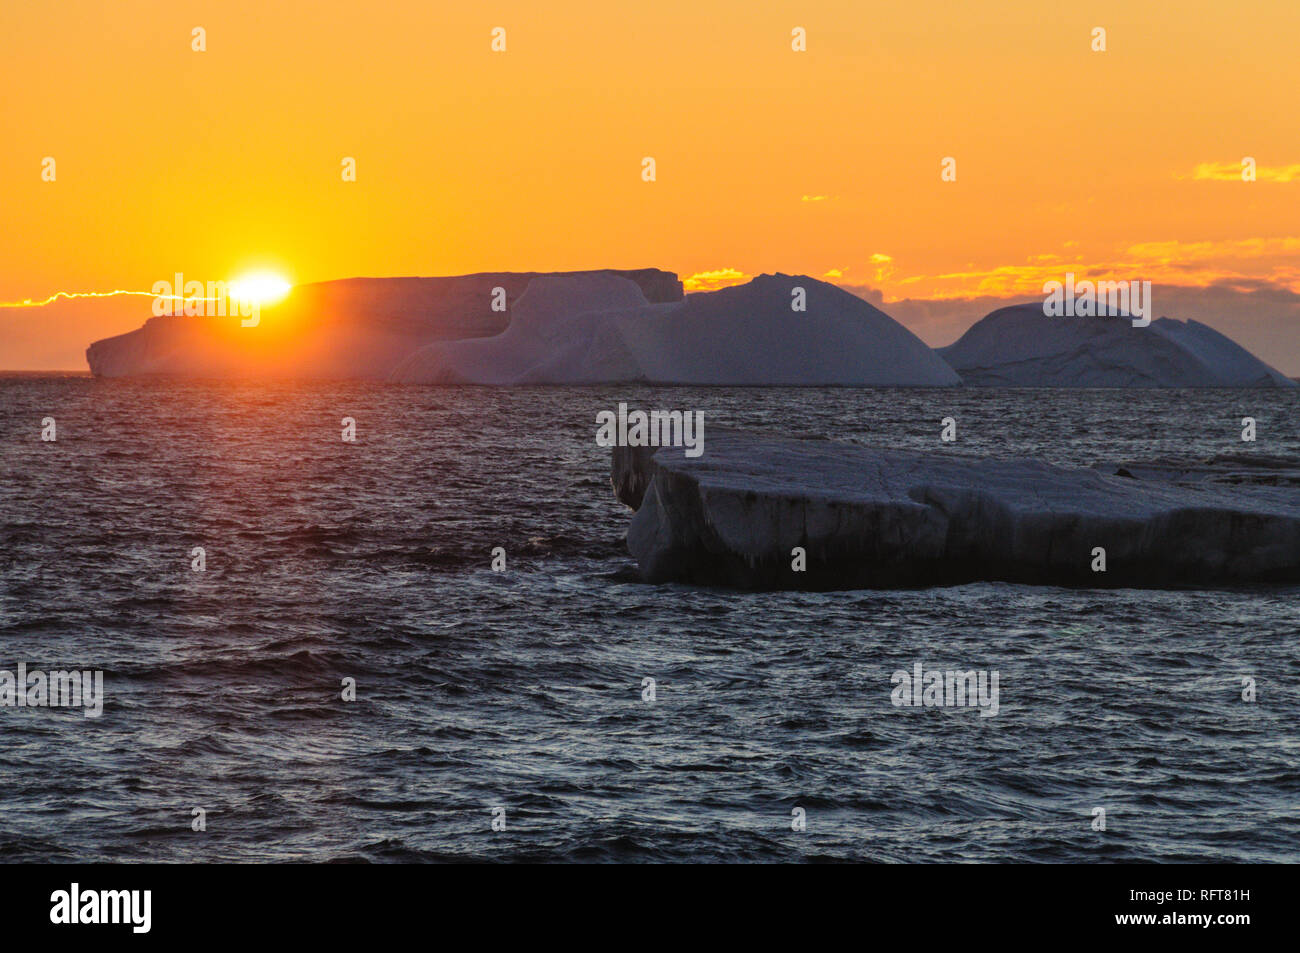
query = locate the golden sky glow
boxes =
[2,0,1299,360]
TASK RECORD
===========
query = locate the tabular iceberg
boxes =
[86,270,961,386]
[938,303,1296,387]
[390,272,961,385]
[612,431,1300,589]
[85,269,683,379]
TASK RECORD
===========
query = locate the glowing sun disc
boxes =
[228,271,291,306]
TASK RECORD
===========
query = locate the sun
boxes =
[228,271,292,307]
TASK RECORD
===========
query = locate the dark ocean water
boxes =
[1,375,1298,862]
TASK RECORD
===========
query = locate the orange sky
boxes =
[2,0,1299,362]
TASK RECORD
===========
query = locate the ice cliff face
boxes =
[84,269,683,379]
[389,273,961,385]
[938,303,1295,387]
[612,431,1300,589]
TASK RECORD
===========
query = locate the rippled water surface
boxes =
[2,376,1298,862]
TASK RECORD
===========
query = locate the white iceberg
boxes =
[390,273,961,385]
[938,303,1296,387]
[612,431,1300,588]
[85,269,683,379]
[86,270,961,386]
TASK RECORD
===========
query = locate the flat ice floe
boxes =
[612,431,1300,589]
[938,303,1296,387]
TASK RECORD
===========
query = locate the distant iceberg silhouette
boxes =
[939,302,1296,387]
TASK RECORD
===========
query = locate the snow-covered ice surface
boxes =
[613,430,1300,589]
[390,273,961,385]
[939,303,1296,387]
